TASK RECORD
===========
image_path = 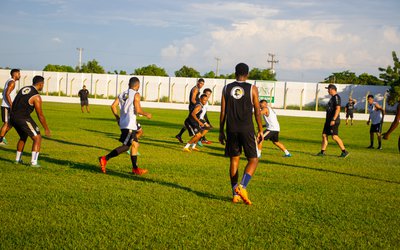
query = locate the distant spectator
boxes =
[345,97,356,125]
[78,85,90,113]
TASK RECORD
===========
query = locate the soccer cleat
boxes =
[367,145,374,149]
[202,140,212,144]
[132,167,148,175]
[316,152,326,156]
[98,156,107,173]
[183,147,191,152]
[377,146,382,150]
[14,160,24,165]
[232,195,242,203]
[175,135,184,143]
[234,184,252,205]
[0,140,7,146]
[191,147,200,152]
[30,163,41,168]
[284,153,292,157]
[197,141,203,147]
[340,151,350,158]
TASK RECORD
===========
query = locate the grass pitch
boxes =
[0,102,399,249]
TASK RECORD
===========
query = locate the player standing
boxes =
[99,77,152,175]
[183,94,210,152]
[175,79,205,143]
[317,84,349,157]
[366,95,384,149]
[382,101,400,153]
[257,100,291,157]
[10,76,51,166]
[219,63,263,205]
[345,98,356,125]
[0,69,20,145]
[199,88,213,145]
[78,85,90,113]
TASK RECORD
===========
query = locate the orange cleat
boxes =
[232,195,242,203]
[132,167,148,175]
[234,184,252,205]
[98,156,107,174]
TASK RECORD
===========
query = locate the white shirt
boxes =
[199,102,209,120]
[368,102,383,125]
[1,78,17,108]
[262,106,280,132]
[118,89,138,130]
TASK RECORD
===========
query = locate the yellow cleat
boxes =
[234,184,252,205]
[191,147,200,152]
[232,195,242,203]
[183,147,191,152]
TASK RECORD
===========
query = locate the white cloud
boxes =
[52,37,62,43]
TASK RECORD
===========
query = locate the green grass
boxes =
[0,102,399,249]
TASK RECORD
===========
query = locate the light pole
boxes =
[215,57,221,77]
[77,48,83,70]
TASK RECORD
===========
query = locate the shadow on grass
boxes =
[38,155,230,202]
[43,137,111,151]
[260,158,400,185]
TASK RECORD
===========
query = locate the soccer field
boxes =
[1,102,399,249]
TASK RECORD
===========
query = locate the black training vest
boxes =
[188,86,200,111]
[11,86,39,119]
[224,81,254,133]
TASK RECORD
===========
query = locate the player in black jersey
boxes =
[219,63,263,205]
[345,98,356,125]
[182,94,210,152]
[175,78,205,143]
[317,84,349,158]
[10,75,51,166]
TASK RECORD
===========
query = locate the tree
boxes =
[358,73,384,85]
[379,51,400,105]
[175,66,201,78]
[323,70,359,84]
[79,59,105,74]
[133,64,168,76]
[248,68,276,80]
[43,64,76,72]
[202,71,216,78]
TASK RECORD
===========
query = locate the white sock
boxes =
[31,151,39,165]
[184,143,191,149]
[192,143,197,149]
[284,149,290,155]
[16,151,22,162]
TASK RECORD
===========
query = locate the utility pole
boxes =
[267,53,279,74]
[215,57,221,77]
[77,48,83,70]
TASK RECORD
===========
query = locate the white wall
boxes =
[0,69,393,110]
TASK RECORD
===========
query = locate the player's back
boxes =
[118,89,137,130]
[11,86,39,119]
[263,107,280,131]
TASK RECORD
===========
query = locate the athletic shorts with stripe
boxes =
[263,130,279,142]
[119,129,138,146]
[370,123,382,133]
[11,117,40,141]
[184,118,202,137]
[1,107,10,123]
[225,130,258,158]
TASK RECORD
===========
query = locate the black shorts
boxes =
[346,111,353,119]
[263,130,279,142]
[1,107,10,123]
[370,123,382,133]
[119,129,138,146]
[80,100,89,106]
[11,117,41,141]
[323,121,340,136]
[185,118,202,137]
[225,130,258,158]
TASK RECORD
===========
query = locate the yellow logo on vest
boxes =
[231,86,244,99]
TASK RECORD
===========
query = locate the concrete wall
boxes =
[0,69,394,110]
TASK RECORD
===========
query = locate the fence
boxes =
[0,69,394,111]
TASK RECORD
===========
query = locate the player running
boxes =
[198,88,213,146]
[257,100,291,157]
[99,77,152,175]
[175,79,205,143]
[317,84,349,158]
[345,98,356,125]
[382,101,400,153]
[219,63,263,205]
[0,69,20,145]
[366,95,384,149]
[10,76,51,166]
[183,94,210,152]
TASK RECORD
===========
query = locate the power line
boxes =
[267,53,279,74]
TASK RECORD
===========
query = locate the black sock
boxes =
[106,150,119,160]
[131,155,138,169]
[378,141,382,148]
[0,137,3,143]
[177,127,186,137]
[342,149,346,153]
[321,150,325,154]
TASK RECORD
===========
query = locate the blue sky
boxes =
[0,0,399,82]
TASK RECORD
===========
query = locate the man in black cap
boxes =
[317,84,349,157]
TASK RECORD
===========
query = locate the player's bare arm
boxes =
[134,93,152,119]
[252,86,263,143]
[32,95,51,137]
[111,97,120,123]
[5,80,15,109]
[219,89,226,145]
[331,105,340,126]
[383,104,400,139]
[191,88,198,105]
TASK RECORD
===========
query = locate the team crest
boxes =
[22,87,31,95]
[231,86,244,99]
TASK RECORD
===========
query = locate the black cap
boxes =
[325,84,337,90]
